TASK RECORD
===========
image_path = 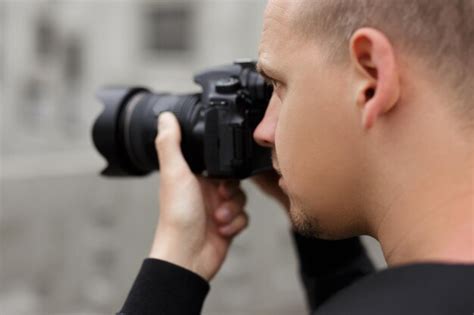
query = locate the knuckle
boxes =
[225,212,249,236]
[228,196,246,214]
[155,131,173,148]
[155,136,165,149]
[239,211,249,228]
[163,165,190,181]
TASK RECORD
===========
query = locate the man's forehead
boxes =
[261,0,295,34]
[258,0,301,70]
[260,2,290,51]
[264,0,292,18]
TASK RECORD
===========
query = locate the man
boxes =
[118,0,473,314]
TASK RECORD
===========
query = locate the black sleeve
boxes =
[291,231,375,313]
[117,258,210,315]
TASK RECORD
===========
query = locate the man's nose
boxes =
[253,96,278,148]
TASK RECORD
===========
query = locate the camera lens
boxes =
[92,87,204,176]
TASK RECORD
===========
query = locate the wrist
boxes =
[150,244,197,274]
[149,233,203,278]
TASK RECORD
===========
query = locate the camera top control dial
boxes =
[215,77,241,94]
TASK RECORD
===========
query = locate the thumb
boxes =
[155,112,190,173]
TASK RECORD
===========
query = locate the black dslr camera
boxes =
[92,60,273,179]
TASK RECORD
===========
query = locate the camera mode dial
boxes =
[215,77,241,94]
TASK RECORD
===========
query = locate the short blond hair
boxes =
[295,0,473,123]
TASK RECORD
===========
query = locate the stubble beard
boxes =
[287,196,322,238]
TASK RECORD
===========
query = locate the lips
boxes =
[271,151,282,177]
[278,175,287,192]
[272,163,279,172]
[271,162,282,176]
[272,156,287,191]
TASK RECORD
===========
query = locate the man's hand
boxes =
[149,112,248,281]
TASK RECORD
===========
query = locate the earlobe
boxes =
[350,28,400,130]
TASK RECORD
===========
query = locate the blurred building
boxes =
[1,0,265,164]
[0,1,386,314]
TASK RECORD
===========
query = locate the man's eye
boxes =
[269,79,279,89]
[263,77,276,87]
[263,77,281,94]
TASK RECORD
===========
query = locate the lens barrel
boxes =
[92,87,204,176]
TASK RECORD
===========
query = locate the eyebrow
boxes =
[256,61,278,82]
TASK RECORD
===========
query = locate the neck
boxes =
[377,187,473,267]
[367,93,473,267]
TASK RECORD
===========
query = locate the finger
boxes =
[223,179,240,188]
[198,176,219,191]
[155,112,190,174]
[218,180,240,199]
[214,191,247,223]
[198,177,221,210]
[219,212,249,237]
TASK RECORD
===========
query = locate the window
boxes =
[142,3,193,53]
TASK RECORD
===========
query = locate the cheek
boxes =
[275,80,360,214]
[276,90,322,192]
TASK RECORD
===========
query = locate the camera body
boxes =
[92,60,273,179]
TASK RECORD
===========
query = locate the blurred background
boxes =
[0,0,386,314]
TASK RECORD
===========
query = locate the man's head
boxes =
[254,0,473,239]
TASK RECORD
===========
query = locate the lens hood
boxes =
[92,86,149,176]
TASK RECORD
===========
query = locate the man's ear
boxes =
[350,28,400,129]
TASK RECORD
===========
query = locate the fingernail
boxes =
[216,207,231,222]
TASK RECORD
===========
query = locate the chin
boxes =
[288,201,361,240]
[288,201,325,238]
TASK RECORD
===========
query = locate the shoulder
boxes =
[315,263,474,315]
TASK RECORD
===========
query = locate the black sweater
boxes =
[117,232,474,314]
